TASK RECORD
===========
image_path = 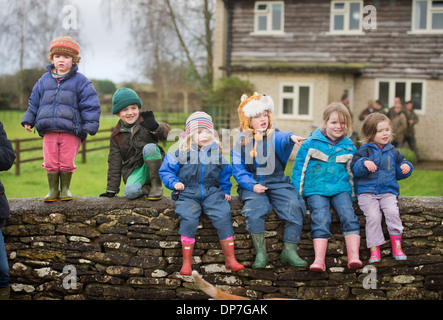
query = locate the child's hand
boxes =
[225,194,231,201]
[364,160,377,172]
[400,163,411,174]
[291,135,307,146]
[174,182,185,190]
[253,184,268,194]
[24,124,32,132]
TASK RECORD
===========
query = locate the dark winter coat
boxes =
[0,122,16,228]
[21,64,101,141]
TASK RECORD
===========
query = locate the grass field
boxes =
[1,110,442,199]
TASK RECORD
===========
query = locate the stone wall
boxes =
[3,196,442,300]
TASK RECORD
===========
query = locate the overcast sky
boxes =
[0,0,145,84]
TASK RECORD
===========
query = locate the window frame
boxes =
[410,0,443,34]
[374,79,426,115]
[278,82,314,120]
[252,1,285,35]
[329,0,365,35]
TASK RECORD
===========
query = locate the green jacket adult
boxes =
[105,117,170,194]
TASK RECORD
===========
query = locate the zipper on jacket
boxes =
[200,149,206,202]
[53,80,62,128]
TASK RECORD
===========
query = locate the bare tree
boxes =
[0,0,80,109]
[102,0,215,108]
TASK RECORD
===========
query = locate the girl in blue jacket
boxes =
[159,112,244,275]
[21,37,100,202]
[292,102,362,272]
[351,113,412,263]
[232,92,307,269]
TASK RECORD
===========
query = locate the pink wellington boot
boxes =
[310,239,328,272]
[369,247,381,263]
[390,233,407,260]
[180,243,194,275]
[345,235,362,269]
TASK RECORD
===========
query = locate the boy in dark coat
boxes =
[100,88,170,200]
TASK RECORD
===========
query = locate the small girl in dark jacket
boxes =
[159,112,244,275]
[351,113,413,263]
[21,36,101,202]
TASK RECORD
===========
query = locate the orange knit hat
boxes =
[48,36,81,64]
[237,92,275,157]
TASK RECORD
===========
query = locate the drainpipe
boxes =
[222,0,232,77]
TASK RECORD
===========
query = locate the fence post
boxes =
[81,141,87,163]
[15,139,20,176]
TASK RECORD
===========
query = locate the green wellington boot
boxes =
[144,159,163,200]
[44,172,60,202]
[280,242,307,267]
[250,233,269,269]
[60,171,73,201]
[0,286,10,300]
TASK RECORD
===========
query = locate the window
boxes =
[375,79,426,113]
[330,1,364,34]
[279,83,313,119]
[253,1,284,34]
[412,0,443,33]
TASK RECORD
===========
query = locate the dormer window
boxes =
[329,1,364,34]
[253,1,284,34]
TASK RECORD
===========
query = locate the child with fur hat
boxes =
[159,112,244,275]
[100,88,171,201]
[21,36,101,202]
[231,92,307,269]
[292,102,362,272]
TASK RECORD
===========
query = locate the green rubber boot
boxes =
[250,233,269,269]
[280,242,307,267]
[44,172,60,202]
[60,171,73,201]
[0,286,10,300]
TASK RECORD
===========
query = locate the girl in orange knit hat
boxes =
[21,36,101,202]
[231,92,307,269]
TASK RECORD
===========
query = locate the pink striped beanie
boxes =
[185,111,214,135]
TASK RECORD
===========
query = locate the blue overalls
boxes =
[231,130,306,244]
[159,142,234,240]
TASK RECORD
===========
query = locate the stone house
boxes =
[214,0,443,160]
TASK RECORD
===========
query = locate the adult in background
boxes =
[404,101,421,162]
[0,121,16,300]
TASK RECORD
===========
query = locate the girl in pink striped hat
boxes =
[159,111,244,275]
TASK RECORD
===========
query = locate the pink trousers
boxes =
[42,131,81,173]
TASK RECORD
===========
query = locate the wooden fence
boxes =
[11,115,230,175]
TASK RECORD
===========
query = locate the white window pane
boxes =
[334,14,345,30]
[379,82,390,108]
[258,16,267,31]
[349,2,361,30]
[283,86,293,93]
[299,87,310,115]
[272,4,282,30]
[415,1,428,29]
[411,83,423,110]
[257,4,267,10]
[432,13,443,29]
[283,99,293,114]
[334,2,345,10]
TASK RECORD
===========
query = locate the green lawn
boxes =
[1,110,442,199]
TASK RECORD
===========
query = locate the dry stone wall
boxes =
[3,196,443,300]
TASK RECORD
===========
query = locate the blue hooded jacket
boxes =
[291,129,357,197]
[350,143,413,197]
[159,141,232,200]
[21,64,101,141]
[231,130,295,192]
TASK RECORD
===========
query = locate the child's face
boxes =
[250,111,269,131]
[324,111,347,140]
[53,54,73,75]
[373,120,391,146]
[118,104,140,125]
[192,128,213,148]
